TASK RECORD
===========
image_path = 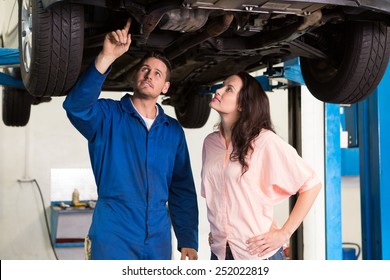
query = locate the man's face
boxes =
[133,57,170,99]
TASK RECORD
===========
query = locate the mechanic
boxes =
[63,18,199,260]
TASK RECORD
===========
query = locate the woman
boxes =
[201,72,322,260]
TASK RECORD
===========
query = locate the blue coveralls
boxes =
[63,63,199,259]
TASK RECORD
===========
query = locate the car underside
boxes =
[2,0,390,127]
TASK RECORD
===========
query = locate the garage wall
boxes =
[0,83,330,260]
[0,92,93,259]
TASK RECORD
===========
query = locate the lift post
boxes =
[357,66,390,260]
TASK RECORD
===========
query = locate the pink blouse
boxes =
[201,129,320,260]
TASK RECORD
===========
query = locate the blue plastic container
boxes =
[342,242,361,260]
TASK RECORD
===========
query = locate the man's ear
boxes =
[161,81,170,94]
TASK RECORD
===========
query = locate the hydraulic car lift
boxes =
[352,69,390,260]
[1,47,389,259]
[278,58,390,260]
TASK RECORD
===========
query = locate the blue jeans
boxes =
[211,245,286,260]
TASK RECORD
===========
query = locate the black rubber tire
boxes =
[175,92,212,129]
[300,21,390,104]
[18,0,84,97]
[2,86,32,127]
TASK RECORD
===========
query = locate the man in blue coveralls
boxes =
[63,18,198,260]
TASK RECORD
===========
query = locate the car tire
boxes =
[2,86,32,127]
[300,21,390,104]
[18,0,84,97]
[174,92,212,129]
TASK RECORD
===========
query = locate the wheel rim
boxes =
[307,59,339,83]
[21,0,32,73]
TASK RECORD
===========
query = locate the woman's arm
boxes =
[281,183,322,238]
[246,183,322,257]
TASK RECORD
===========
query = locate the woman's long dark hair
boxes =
[229,71,275,174]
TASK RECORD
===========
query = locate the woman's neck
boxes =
[221,119,234,148]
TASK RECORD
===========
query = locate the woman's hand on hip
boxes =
[246,228,289,258]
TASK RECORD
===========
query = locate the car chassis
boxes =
[1,0,390,127]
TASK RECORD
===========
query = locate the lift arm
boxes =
[0,47,24,88]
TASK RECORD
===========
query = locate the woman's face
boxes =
[210,75,243,115]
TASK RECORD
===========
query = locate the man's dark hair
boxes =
[137,51,172,81]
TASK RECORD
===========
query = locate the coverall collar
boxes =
[120,93,170,126]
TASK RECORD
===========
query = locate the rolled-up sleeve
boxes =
[259,132,321,204]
